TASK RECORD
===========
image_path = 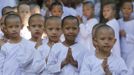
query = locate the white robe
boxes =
[47,42,89,75]
[21,26,31,40]
[106,19,121,56]
[38,43,55,75]
[0,38,35,75]
[118,19,134,61]
[77,18,98,53]
[80,53,128,75]
[23,40,58,75]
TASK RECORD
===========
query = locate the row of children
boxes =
[0,13,128,75]
[0,0,134,75]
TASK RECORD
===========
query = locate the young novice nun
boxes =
[118,1,134,63]
[19,14,45,75]
[49,2,64,19]
[80,24,128,75]
[47,15,89,75]
[103,2,121,57]
[77,1,98,52]
[38,16,62,75]
[28,14,45,46]
[17,3,31,39]
[0,14,35,75]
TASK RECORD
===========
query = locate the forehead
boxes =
[64,19,78,26]
[52,5,62,10]
[123,2,132,7]
[96,28,114,37]
[6,17,21,24]
[31,16,44,21]
[83,4,93,8]
[19,4,30,10]
[46,19,61,27]
[103,4,112,9]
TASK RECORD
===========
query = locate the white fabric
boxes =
[21,26,31,40]
[47,42,89,75]
[77,18,98,53]
[106,19,121,57]
[80,53,128,75]
[63,6,79,17]
[118,19,134,62]
[0,38,35,75]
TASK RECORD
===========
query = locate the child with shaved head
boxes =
[80,23,128,75]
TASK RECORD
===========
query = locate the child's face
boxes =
[31,7,40,15]
[28,17,44,39]
[51,6,63,17]
[18,4,31,21]
[121,2,133,19]
[103,5,114,20]
[63,19,79,42]
[5,17,22,38]
[44,0,53,7]
[45,20,62,43]
[94,29,116,53]
[83,4,94,18]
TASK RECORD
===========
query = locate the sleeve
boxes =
[117,58,128,75]
[79,55,91,75]
[16,44,35,68]
[22,50,46,74]
[79,20,98,39]
[47,45,61,74]
[125,34,134,44]
[0,46,6,75]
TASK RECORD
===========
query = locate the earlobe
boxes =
[93,38,98,47]
[114,39,117,44]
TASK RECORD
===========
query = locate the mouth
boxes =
[35,31,41,34]
[51,36,58,38]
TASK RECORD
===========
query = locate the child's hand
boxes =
[0,38,7,47]
[35,38,42,49]
[120,29,126,37]
[61,58,69,69]
[77,16,83,23]
[67,48,78,68]
[102,58,112,75]
[70,57,78,68]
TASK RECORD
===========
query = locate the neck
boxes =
[108,17,114,21]
[63,39,75,47]
[96,49,110,59]
[87,16,93,20]
[30,37,40,42]
[123,17,131,21]
[9,36,22,43]
[47,39,60,47]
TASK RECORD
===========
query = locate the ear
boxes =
[113,38,116,44]
[93,37,98,47]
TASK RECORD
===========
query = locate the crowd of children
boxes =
[0,0,134,75]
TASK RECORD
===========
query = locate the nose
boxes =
[52,29,57,35]
[68,28,73,34]
[104,39,109,44]
[12,27,16,32]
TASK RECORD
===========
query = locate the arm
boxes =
[47,45,61,73]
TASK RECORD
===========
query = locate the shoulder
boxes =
[74,43,90,53]
[51,42,65,53]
